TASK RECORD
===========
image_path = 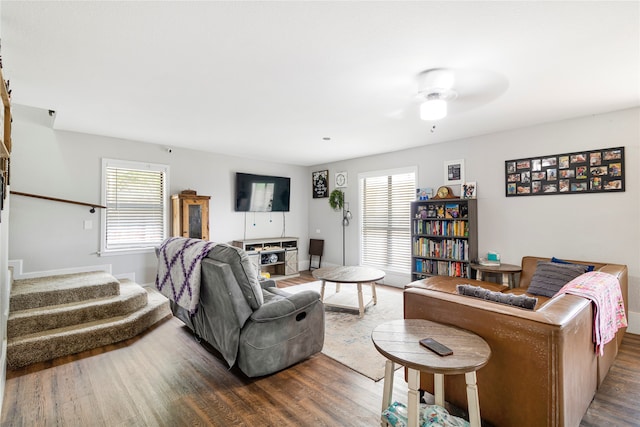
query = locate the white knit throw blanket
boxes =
[155,237,215,314]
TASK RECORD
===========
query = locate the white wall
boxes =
[8,104,640,334]
[8,105,310,284]
[310,107,640,333]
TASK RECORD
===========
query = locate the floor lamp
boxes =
[342,202,352,266]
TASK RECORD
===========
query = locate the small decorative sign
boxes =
[505,146,624,196]
[312,170,329,198]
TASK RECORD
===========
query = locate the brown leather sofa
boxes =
[403,256,628,427]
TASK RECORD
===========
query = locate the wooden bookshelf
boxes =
[410,199,478,280]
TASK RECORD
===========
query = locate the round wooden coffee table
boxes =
[312,266,385,318]
[372,319,491,427]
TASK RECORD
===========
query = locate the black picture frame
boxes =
[505,146,625,197]
[312,169,328,198]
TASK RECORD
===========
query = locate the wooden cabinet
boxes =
[0,68,11,213]
[171,191,210,240]
[232,237,299,280]
[411,199,477,281]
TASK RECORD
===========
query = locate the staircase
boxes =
[7,271,171,369]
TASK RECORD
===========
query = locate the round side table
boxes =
[372,319,491,427]
[470,263,522,289]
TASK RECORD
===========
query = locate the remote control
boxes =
[419,338,453,356]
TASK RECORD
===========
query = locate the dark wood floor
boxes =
[2,271,639,426]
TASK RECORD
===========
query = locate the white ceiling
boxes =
[1,1,639,166]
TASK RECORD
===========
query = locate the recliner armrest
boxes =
[251,290,322,322]
[259,278,277,289]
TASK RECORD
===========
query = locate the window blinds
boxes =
[360,171,415,273]
[104,165,166,252]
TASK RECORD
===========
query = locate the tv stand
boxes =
[232,237,299,280]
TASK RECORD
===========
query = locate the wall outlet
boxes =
[84,220,92,230]
[315,229,321,234]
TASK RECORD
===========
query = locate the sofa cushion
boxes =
[457,284,538,310]
[527,261,588,297]
[552,256,595,272]
[207,244,264,309]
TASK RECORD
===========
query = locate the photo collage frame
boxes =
[505,146,625,197]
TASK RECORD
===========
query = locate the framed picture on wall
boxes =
[505,146,625,197]
[444,159,465,186]
[312,170,329,198]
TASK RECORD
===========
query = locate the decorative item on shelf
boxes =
[432,186,456,200]
[479,252,501,266]
[261,253,279,264]
[461,182,477,199]
[416,187,433,200]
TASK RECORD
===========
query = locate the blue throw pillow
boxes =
[551,256,595,272]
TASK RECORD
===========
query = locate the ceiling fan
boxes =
[414,68,509,121]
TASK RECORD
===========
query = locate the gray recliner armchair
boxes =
[168,242,325,377]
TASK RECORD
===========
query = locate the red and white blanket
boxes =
[557,271,627,355]
[155,237,215,314]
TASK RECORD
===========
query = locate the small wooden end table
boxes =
[312,266,385,318]
[470,263,522,289]
[372,319,491,427]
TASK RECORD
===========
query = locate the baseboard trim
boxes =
[0,338,7,421]
[8,260,112,280]
[627,310,640,335]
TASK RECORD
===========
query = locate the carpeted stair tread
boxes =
[7,279,148,339]
[7,287,171,369]
[10,271,120,311]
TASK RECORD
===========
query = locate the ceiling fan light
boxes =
[420,98,447,121]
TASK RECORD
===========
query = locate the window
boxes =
[359,167,416,273]
[101,159,169,255]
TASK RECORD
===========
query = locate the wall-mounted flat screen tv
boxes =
[235,172,291,212]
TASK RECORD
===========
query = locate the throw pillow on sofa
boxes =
[551,256,595,272]
[527,261,588,297]
[456,284,538,310]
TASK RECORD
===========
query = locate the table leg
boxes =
[465,371,481,427]
[434,373,445,407]
[371,281,377,305]
[357,282,364,318]
[320,280,326,300]
[407,368,420,427]
[336,282,341,293]
[501,273,509,287]
[476,270,484,281]
[381,359,395,413]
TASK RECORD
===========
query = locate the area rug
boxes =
[281,280,404,381]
